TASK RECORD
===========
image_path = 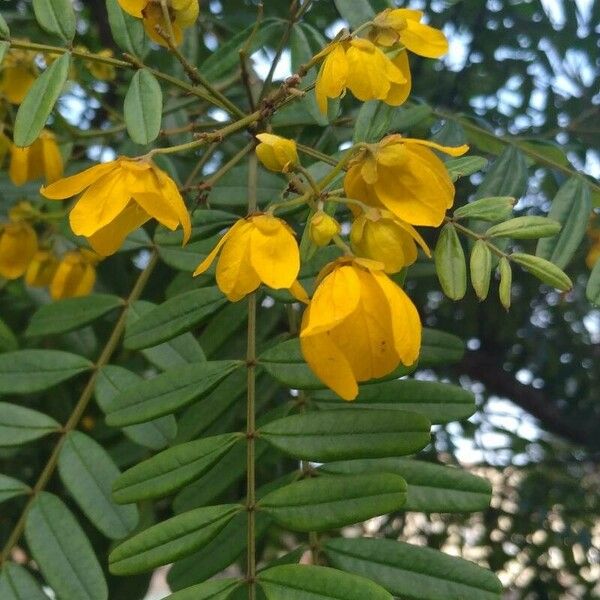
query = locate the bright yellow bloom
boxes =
[193,214,308,303]
[50,250,97,300]
[587,229,600,269]
[0,221,38,280]
[350,209,431,273]
[118,0,199,46]
[25,250,59,287]
[309,211,340,247]
[41,157,191,256]
[9,130,64,187]
[344,135,469,227]
[0,48,38,105]
[371,9,449,57]
[300,257,421,401]
[255,134,298,173]
[315,39,407,114]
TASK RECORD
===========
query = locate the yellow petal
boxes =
[150,165,192,242]
[403,138,469,156]
[50,253,96,300]
[300,307,358,401]
[249,215,300,290]
[385,49,412,106]
[25,250,58,287]
[300,265,361,337]
[400,19,449,59]
[9,146,30,187]
[40,133,64,184]
[289,280,309,304]
[216,223,260,301]
[117,0,147,17]
[315,43,348,113]
[0,223,38,279]
[193,219,246,277]
[87,201,150,256]
[371,270,421,366]
[345,40,390,101]
[41,161,117,199]
[69,171,132,236]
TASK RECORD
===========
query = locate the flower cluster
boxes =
[0,203,98,300]
[315,9,448,113]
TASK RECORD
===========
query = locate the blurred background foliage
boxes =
[0,0,598,598]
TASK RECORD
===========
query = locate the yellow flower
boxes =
[9,130,64,187]
[50,250,97,300]
[586,229,600,269]
[255,134,298,173]
[0,221,38,280]
[350,209,431,273]
[314,39,407,114]
[193,214,308,303]
[25,250,59,287]
[309,211,340,247]
[41,157,191,256]
[371,9,449,57]
[118,0,199,46]
[0,48,38,105]
[344,135,469,227]
[300,257,421,400]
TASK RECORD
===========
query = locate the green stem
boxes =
[296,143,338,166]
[446,217,509,260]
[0,252,159,565]
[246,152,258,599]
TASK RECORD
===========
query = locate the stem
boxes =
[445,217,510,260]
[0,252,159,565]
[296,143,338,166]
[246,153,259,599]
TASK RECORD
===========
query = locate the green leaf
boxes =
[434,223,467,300]
[0,402,60,446]
[124,69,163,145]
[312,379,475,424]
[125,287,226,349]
[13,52,70,147]
[58,431,138,539]
[325,538,502,600]
[0,14,10,39]
[96,365,177,450]
[498,257,512,309]
[165,579,241,600]
[0,41,8,65]
[586,258,600,307]
[32,0,76,41]
[536,178,592,269]
[26,294,123,337]
[200,20,279,82]
[0,563,48,600]
[354,101,395,143]
[210,167,285,208]
[105,360,242,426]
[259,565,392,600]
[486,216,561,239]
[259,473,407,532]
[260,409,430,462]
[106,0,147,57]
[109,504,242,575]
[128,300,206,370]
[0,475,30,504]
[474,145,528,199]
[321,458,492,512]
[390,104,432,131]
[0,350,92,394]
[0,318,18,352]
[25,492,108,600]
[453,197,515,222]
[510,253,572,291]
[333,0,376,29]
[113,433,241,503]
[420,328,465,365]
[470,240,492,300]
[445,156,488,182]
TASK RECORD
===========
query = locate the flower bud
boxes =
[309,211,340,247]
[9,201,36,222]
[50,250,96,300]
[0,222,38,279]
[25,250,59,287]
[350,211,430,273]
[256,133,298,173]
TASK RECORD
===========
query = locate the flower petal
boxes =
[400,19,449,59]
[41,161,117,199]
[193,219,247,277]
